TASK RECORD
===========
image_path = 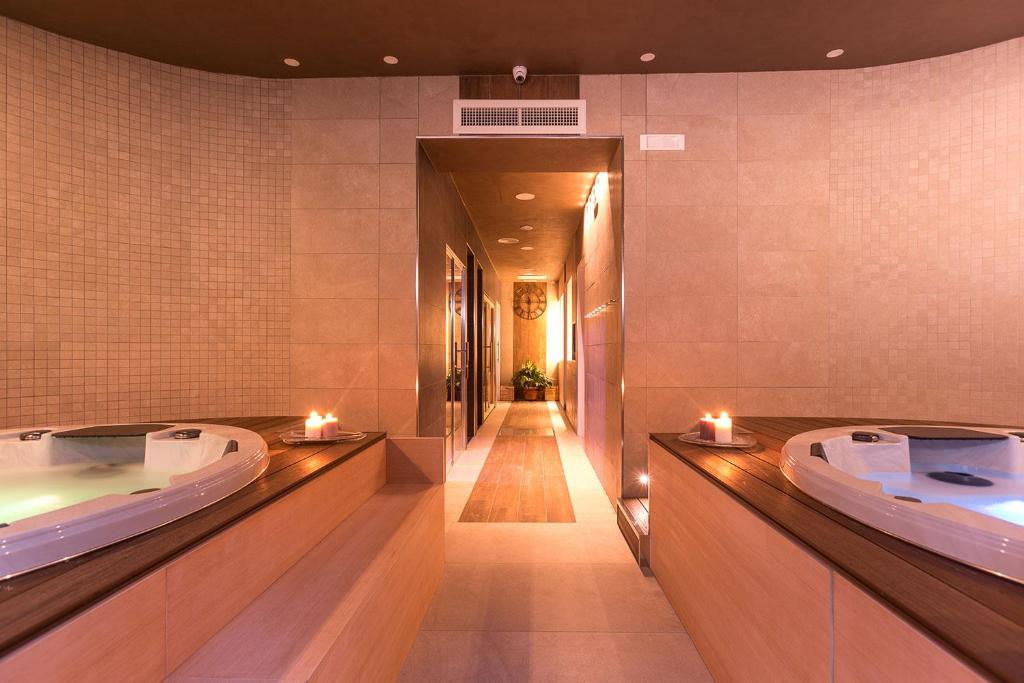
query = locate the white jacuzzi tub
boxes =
[782,425,1023,584]
[0,423,268,579]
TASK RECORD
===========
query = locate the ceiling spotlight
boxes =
[826,48,844,59]
[283,57,301,67]
[520,246,534,251]
[515,192,535,201]
[640,52,656,62]
[497,237,520,244]
[383,55,399,65]
[520,225,534,231]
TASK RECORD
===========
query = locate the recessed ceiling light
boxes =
[520,246,534,251]
[383,55,399,65]
[283,57,301,67]
[826,48,844,59]
[497,237,520,244]
[515,192,535,201]
[520,225,534,231]
[640,52,656,62]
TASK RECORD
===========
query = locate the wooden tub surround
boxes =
[650,418,1024,683]
[0,417,445,682]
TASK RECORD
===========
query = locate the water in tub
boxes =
[826,430,1024,526]
[0,429,210,524]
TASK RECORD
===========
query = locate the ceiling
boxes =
[4,1,1023,77]
[420,138,619,282]
[452,171,596,282]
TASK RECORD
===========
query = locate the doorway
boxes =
[417,136,625,506]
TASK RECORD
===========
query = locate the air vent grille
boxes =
[453,99,587,135]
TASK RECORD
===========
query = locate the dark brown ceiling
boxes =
[4,1,1023,78]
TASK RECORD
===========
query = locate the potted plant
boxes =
[512,360,553,401]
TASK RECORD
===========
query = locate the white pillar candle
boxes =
[322,413,339,439]
[305,411,323,439]
[714,412,733,444]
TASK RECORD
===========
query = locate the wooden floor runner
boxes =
[459,402,575,523]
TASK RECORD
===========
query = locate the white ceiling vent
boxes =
[453,99,587,136]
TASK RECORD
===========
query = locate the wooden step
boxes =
[168,483,444,682]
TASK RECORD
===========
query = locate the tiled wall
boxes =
[1,18,291,428]
[583,37,1024,475]
[278,75,457,435]
[4,14,1020,441]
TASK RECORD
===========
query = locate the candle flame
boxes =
[719,411,729,419]
[309,410,321,419]
[325,412,335,420]
[703,413,713,419]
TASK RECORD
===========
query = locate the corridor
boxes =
[399,402,712,682]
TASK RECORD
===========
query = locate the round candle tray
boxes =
[280,429,367,445]
[677,431,757,449]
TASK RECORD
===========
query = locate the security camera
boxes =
[513,65,528,84]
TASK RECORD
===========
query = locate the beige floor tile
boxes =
[444,523,635,565]
[421,562,684,633]
[399,631,712,682]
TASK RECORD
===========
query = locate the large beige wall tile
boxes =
[738,114,829,160]
[380,299,418,343]
[738,341,829,387]
[646,160,737,205]
[0,572,166,683]
[418,76,458,135]
[380,208,417,253]
[382,77,419,118]
[291,208,380,254]
[381,118,419,163]
[649,443,831,681]
[647,73,738,115]
[646,115,737,160]
[738,296,828,341]
[738,159,829,205]
[291,343,379,388]
[621,74,646,115]
[380,253,417,299]
[380,389,418,436]
[645,296,738,342]
[736,387,829,416]
[738,70,829,114]
[292,77,381,119]
[379,343,418,389]
[645,205,737,252]
[292,119,380,163]
[645,252,738,296]
[738,250,827,296]
[833,574,982,683]
[291,253,379,298]
[292,164,380,208]
[646,342,738,387]
[291,299,379,343]
[580,74,622,134]
[737,204,829,252]
[289,388,380,429]
[380,163,417,208]
[645,388,736,431]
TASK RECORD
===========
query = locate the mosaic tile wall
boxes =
[0,18,292,428]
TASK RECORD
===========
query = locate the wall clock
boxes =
[514,284,547,320]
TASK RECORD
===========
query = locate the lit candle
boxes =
[322,412,339,439]
[714,412,733,444]
[305,411,323,439]
[699,413,716,441]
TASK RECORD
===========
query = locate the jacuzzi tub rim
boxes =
[0,423,269,580]
[782,425,1023,586]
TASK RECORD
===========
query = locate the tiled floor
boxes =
[399,402,712,682]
